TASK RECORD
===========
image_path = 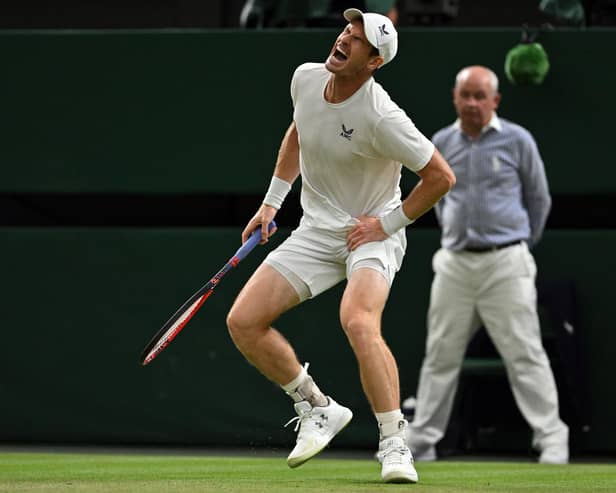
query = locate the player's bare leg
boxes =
[340,267,418,483]
[227,263,302,384]
[227,263,352,468]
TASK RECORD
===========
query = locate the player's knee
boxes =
[227,305,269,348]
[342,313,380,355]
[226,306,249,343]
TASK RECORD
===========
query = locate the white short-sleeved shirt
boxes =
[291,63,434,232]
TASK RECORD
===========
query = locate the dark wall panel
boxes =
[0,29,614,194]
[0,228,614,452]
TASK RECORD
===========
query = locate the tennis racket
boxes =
[140,221,276,366]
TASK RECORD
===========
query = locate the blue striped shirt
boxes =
[433,114,551,250]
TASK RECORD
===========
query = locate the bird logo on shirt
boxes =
[340,124,354,141]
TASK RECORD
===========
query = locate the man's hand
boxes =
[242,204,278,244]
[346,215,388,251]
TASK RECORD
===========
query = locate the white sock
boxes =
[281,365,307,394]
[281,363,328,407]
[376,409,407,440]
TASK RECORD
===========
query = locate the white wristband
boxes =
[380,206,415,236]
[263,176,292,209]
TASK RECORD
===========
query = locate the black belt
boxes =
[463,240,523,253]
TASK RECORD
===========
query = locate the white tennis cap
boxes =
[343,8,398,66]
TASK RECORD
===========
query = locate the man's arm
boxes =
[520,135,551,247]
[271,121,301,184]
[242,122,301,244]
[346,148,455,251]
[398,148,454,225]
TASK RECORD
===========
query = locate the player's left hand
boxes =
[346,215,388,251]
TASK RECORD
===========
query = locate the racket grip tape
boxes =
[234,221,276,262]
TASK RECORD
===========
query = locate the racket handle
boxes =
[234,221,276,261]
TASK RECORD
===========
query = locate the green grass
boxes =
[0,451,615,493]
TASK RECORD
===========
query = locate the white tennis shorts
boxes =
[264,221,406,302]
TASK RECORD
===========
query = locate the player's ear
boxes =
[368,55,384,71]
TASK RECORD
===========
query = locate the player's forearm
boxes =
[401,176,451,221]
[264,122,300,209]
[401,150,455,221]
[380,150,454,235]
[273,121,301,184]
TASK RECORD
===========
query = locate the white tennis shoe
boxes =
[377,436,419,483]
[285,396,353,468]
[539,445,569,464]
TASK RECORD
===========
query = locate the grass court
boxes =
[1,449,615,493]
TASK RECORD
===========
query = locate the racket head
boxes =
[140,289,213,366]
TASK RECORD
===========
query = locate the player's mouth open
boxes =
[333,48,348,61]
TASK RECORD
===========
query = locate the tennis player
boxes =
[227,8,455,483]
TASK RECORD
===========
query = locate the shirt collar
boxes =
[454,112,502,135]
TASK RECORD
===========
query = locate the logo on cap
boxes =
[379,24,389,36]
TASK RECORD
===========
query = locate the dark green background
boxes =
[1,28,614,453]
[1,28,614,194]
[1,228,613,452]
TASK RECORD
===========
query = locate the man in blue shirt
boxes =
[407,65,569,464]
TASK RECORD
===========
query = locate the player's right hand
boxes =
[242,204,278,245]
